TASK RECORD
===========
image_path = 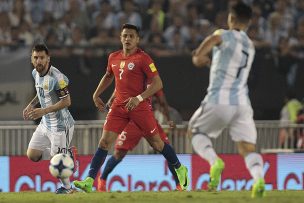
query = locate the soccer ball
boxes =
[49,153,74,179]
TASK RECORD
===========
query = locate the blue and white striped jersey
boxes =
[203,29,255,105]
[32,66,74,132]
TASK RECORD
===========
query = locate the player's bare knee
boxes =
[27,151,41,162]
[151,141,164,152]
[98,139,110,150]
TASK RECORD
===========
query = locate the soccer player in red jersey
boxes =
[97,90,182,192]
[73,24,189,192]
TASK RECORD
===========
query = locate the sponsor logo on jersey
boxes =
[149,63,157,72]
[128,62,135,70]
[43,78,49,90]
[120,61,125,69]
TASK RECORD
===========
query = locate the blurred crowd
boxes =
[0,0,303,57]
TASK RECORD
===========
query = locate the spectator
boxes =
[90,28,112,46]
[163,15,190,48]
[264,12,287,50]
[117,0,142,29]
[8,0,32,27]
[145,32,173,56]
[294,0,304,26]
[142,0,168,33]
[65,26,89,55]
[67,0,90,33]
[91,0,119,31]
[45,0,69,21]
[279,92,303,148]
[24,0,46,25]
[0,0,12,13]
[273,0,295,36]
[57,12,76,44]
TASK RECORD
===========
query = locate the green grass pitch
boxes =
[0,191,303,203]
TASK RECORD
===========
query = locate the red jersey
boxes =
[107,48,159,106]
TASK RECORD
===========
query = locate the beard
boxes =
[35,64,46,73]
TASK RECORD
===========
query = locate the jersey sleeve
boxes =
[141,54,159,79]
[106,53,114,74]
[213,29,227,47]
[32,69,36,78]
[54,72,70,99]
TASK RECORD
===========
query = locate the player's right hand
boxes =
[22,105,33,120]
[93,96,106,112]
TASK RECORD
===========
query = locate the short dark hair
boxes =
[121,23,140,35]
[230,2,252,24]
[32,44,49,55]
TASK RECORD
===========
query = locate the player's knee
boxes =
[151,141,164,152]
[26,149,42,162]
[98,139,110,150]
[27,151,41,162]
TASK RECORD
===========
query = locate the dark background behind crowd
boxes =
[0,0,304,121]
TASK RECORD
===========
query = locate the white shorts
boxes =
[28,123,74,156]
[189,103,257,144]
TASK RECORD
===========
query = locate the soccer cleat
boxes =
[55,186,76,194]
[68,146,79,174]
[175,165,189,190]
[97,178,107,192]
[73,177,94,193]
[251,178,265,198]
[208,158,225,191]
[175,184,183,191]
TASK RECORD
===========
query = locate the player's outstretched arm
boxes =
[192,33,222,68]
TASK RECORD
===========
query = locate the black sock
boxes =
[88,147,108,179]
[168,162,180,185]
[160,143,181,169]
[101,156,122,180]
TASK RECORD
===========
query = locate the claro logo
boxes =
[0,91,19,105]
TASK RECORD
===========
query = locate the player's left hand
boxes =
[28,108,46,120]
[125,97,140,111]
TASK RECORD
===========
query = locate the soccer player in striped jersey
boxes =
[189,2,265,198]
[23,44,76,194]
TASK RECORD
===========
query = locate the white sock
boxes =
[41,148,51,160]
[192,134,218,165]
[60,178,71,189]
[245,152,264,182]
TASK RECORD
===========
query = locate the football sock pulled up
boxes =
[101,156,122,180]
[245,152,264,181]
[88,148,108,179]
[160,143,181,169]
